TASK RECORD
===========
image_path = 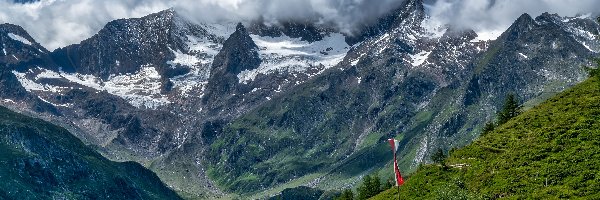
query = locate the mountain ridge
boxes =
[1,2,599,198]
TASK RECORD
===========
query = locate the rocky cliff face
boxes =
[202,23,262,109]
[52,9,202,79]
[0,0,598,197]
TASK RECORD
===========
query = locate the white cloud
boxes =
[0,0,406,50]
[427,0,600,39]
[0,0,598,50]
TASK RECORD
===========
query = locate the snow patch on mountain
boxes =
[562,13,593,23]
[61,66,170,109]
[410,51,431,67]
[472,30,504,42]
[37,96,72,108]
[169,48,202,67]
[238,33,350,84]
[13,66,171,109]
[351,59,360,66]
[167,46,209,97]
[519,52,529,59]
[186,36,220,60]
[581,43,598,53]
[12,70,63,93]
[2,99,15,104]
[373,33,393,54]
[170,73,208,97]
[167,23,236,97]
[412,135,429,168]
[199,23,237,39]
[35,69,62,80]
[7,33,32,45]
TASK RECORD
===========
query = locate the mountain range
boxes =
[0,0,598,198]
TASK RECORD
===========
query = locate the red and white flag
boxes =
[388,139,404,186]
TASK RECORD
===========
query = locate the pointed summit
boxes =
[216,23,261,75]
[235,22,246,32]
[159,7,176,16]
[512,13,536,29]
[0,23,33,42]
[394,0,426,29]
[501,13,537,41]
[0,23,48,64]
[399,0,425,17]
[202,23,261,104]
[346,0,425,44]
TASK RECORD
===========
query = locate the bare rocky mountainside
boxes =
[0,0,599,198]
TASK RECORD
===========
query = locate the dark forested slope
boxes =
[0,106,182,199]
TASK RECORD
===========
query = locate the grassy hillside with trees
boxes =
[370,69,600,199]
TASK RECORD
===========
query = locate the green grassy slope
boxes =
[372,76,600,199]
[0,106,182,200]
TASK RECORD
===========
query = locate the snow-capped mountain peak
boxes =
[1,23,48,64]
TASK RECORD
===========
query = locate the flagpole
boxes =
[396,152,400,200]
[389,138,404,200]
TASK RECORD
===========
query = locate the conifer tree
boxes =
[431,148,447,167]
[383,177,394,190]
[357,175,372,200]
[586,58,600,78]
[356,173,382,200]
[497,93,522,125]
[481,121,496,136]
[370,172,382,195]
[335,189,354,200]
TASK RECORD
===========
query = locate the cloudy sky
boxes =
[0,0,598,50]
